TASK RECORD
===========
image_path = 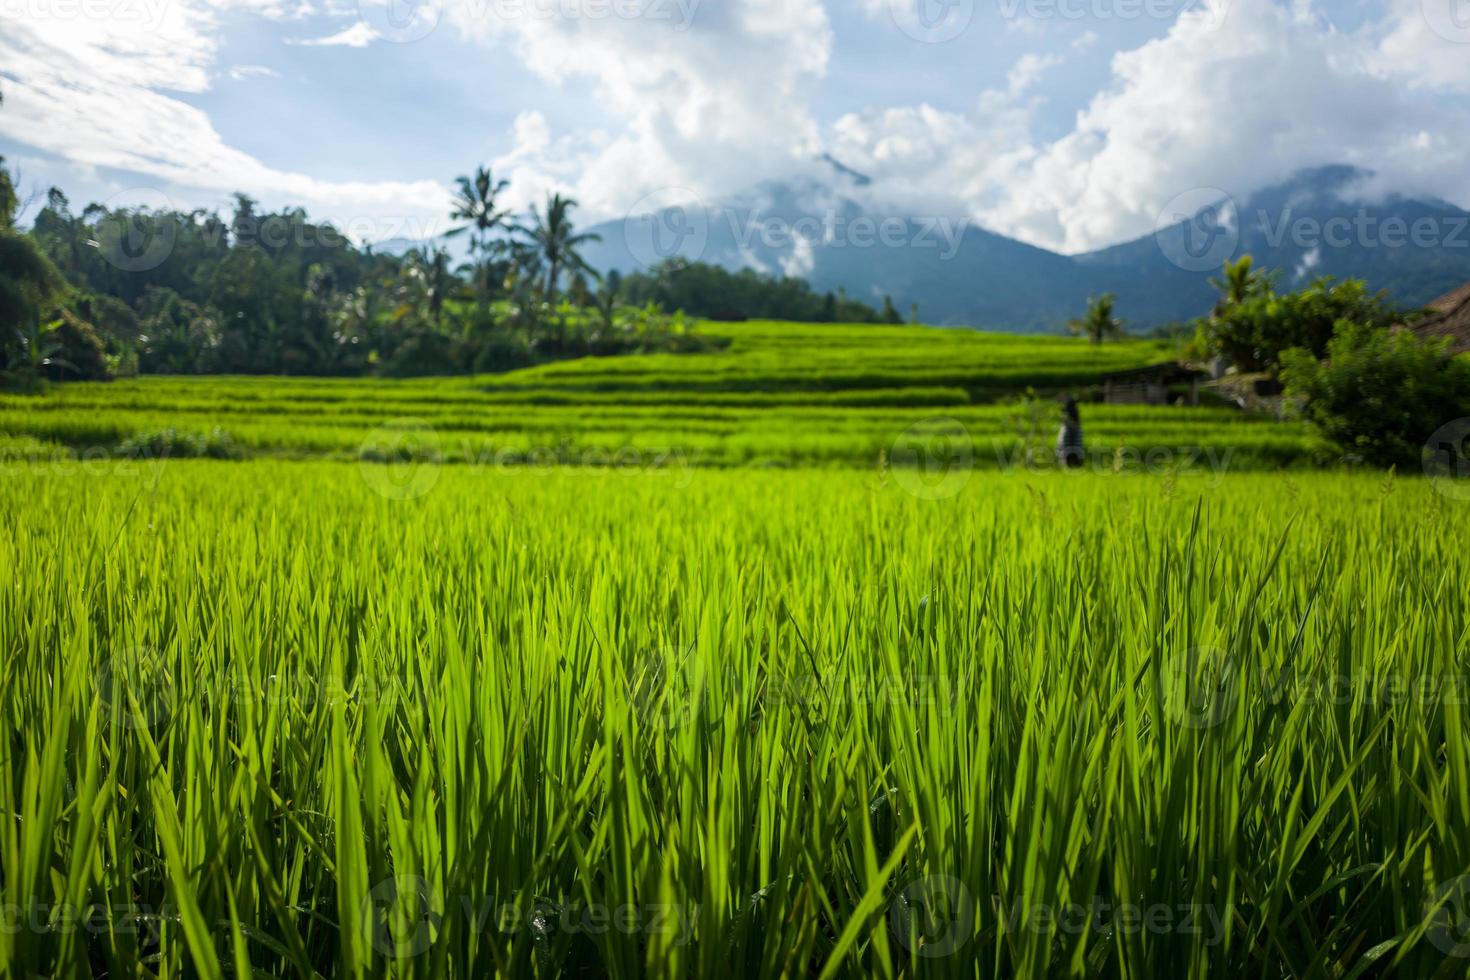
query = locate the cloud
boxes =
[827,0,1470,252]
[0,3,450,237]
[447,0,834,220]
[228,64,280,80]
[288,20,379,46]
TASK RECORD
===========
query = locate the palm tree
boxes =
[1068,294,1124,345]
[397,247,454,326]
[521,193,602,302]
[1209,255,1268,315]
[448,167,511,254]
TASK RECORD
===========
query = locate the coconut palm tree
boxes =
[1068,293,1124,345]
[448,167,512,299]
[522,193,602,302]
[448,167,511,252]
[1209,255,1269,315]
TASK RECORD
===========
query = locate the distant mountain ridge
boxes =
[579,165,1470,332]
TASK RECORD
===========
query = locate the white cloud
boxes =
[448,0,833,221]
[228,64,280,80]
[828,0,1470,253]
[289,19,379,46]
[0,2,450,238]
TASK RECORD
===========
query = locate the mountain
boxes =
[1081,165,1470,325]
[580,164,1470,332]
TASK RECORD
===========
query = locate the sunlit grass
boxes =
[1,461,1466,977]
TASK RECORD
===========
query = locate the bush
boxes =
[1280,322,1470,469]
[1207,277,1399,374]
[44,309,112,381]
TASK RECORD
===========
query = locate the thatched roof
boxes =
[1406,283,1470,355]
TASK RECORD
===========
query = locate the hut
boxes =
[1404,283,1470,355]
[1101,362,1208,407]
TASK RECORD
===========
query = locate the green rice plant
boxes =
[1,461,1466,978]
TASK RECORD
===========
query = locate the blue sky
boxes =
[3,0,1469,252]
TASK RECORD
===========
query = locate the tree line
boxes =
[0,90,897,389]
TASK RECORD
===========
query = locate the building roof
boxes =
[1407,282,1470,355]
[1101,361,1210,383]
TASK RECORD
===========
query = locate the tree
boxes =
[522,193,601,302]
[1206,277,1399,374]
[1281,321,1470,469]
[1209,255,1270,314]
[880,295,903,324]
[1068,294,1124,345]
[447,166,512,299]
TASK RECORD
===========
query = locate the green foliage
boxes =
[0,231,70,382]
[1067,293,1124,345]
[1204,272,1400,373]
[0,321,1315,468]
[1281,320,1470,468]
[619,261,886,323]
[0,463,1464,976]
[1208,255,1271,313]
[42,309,111,381]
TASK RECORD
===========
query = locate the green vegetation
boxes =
[2,462,1467,978]
[0,321,1316,469]
[0,123,722,384]
[1282,322,1470,468]
[1194,263,1402,374]
[618,261,895,324]
[1067,293,1125,345]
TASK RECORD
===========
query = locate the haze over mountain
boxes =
[583,164,1470,333]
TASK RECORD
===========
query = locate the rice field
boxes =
[2,458,1468,978]
[3,320,1466,978]
[0,322,1313,470]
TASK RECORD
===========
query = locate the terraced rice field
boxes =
[0,322,1312,469]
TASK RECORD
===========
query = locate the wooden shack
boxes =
[1101,362,1208,407]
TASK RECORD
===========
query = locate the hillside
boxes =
[0,321,1310,469]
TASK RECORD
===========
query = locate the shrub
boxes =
[1280,321,1470,469]
[1207,277,1399,374]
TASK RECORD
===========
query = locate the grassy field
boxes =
[1,461,1467,978]
[4,321,1464,978]
[0,322,1315,469]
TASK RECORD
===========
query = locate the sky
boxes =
[2,0,1470,254]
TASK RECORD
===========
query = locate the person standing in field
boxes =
[1057,396,1085,469]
